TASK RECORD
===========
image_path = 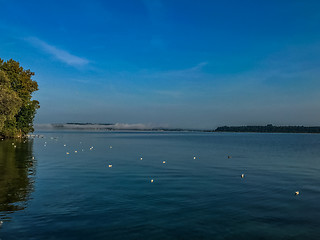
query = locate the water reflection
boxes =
[0,139,36,220]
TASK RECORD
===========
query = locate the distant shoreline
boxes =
[213,124,320,134]
[35,123,320,134]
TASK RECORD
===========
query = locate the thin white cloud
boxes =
[26,37,89,67]
[189,62,208,71]
[138,61,208,81]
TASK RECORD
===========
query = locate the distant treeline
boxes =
[49,123,320,134]
[214,125,320,133]
[65,123,113,126]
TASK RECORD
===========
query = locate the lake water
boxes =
[0,131,320,239]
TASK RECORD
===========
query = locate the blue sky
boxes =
[1,0,320,128]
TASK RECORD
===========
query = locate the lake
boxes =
[1,131,320,239]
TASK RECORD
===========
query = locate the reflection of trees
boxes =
[0,139,36,218]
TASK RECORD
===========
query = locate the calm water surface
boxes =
[0,131,320,239]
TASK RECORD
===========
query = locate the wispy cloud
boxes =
[138,61,208,81]
[96,62,209,100]
[26,37,89,67]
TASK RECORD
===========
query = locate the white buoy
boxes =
[241,174,245,178]
[110,146,112,149]
[108,164,112,168]
[140,157,143,160]
[74,151,77,153]
[295,191,300,195]
[0,220,3,226]
[151,179,154,183]
[163,161,166,164]
[63,144,66,147]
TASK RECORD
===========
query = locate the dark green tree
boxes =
[0,70,22,135]
[0,58,39,138]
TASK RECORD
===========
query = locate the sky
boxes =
[1,0,320,129]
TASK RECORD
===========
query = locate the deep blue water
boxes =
[1,131,320,239]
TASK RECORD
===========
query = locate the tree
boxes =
[0,70,22,135]
[0,58,39,138]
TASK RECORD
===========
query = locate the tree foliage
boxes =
[215,125,320,133]
[0,58,39,138]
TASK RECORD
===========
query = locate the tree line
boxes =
[215,125,320,133]
[0,58,39,138]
